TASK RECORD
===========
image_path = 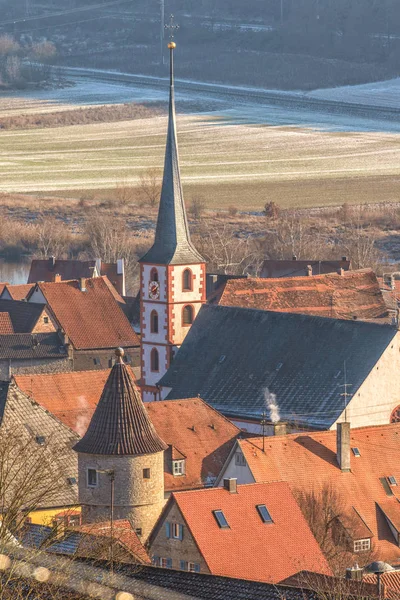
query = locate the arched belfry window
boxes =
[150,310,159,334]
[150,348,159,372]
[391,405,400,423]
[150,268,158,282]
[182,269,192,291]
[182,305,194,326]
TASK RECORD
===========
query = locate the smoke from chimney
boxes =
[264,388,280,424]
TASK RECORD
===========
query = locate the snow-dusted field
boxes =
[308,78,400,110]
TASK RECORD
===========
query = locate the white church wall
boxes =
[142,343,168,387]
[142,301,168,345]
[170,264,204,304]
[141,265,167,302]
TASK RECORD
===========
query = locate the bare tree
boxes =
[138,168,162,207]
[33,215,71,258]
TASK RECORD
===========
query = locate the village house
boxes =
[159,304,400,432]
[26,276,140,370]
[20,363,241,493]
[148,479,331,581]
[216,422,400,564]
[0,332,71,379]
[0,298,57,333]
[28,257,126,296]
[0,379,79,526]
[210,269,395,323]
[19,519,150,566]
[1,283,35,301]
[261,257,351,278]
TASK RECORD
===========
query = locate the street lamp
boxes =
[97,469,115,575]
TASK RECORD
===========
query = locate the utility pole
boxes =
[160,0,165,65]
[260,411,267,452]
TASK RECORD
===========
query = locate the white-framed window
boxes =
[159,557,172,568]
[180,560,200,572]
[87,468,98,488]
[354,538,371,552]
[173,460,185,476]
[172,523,181,539]
[235,452,246,466]
[187,562,197,572]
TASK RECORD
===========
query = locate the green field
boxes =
[1,101,400,209]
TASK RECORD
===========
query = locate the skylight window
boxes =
[218,355,226,364]
[352,448,361,457]
[35,435,46,445]
[67,477,77,485]
[257,504,273,524]
[275,362,283,371]
[388,476,397,486]
[213,510,229,529]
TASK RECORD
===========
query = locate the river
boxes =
[0,261,30,286]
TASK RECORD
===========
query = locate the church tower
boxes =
[73,348,168,541]
[139,35,206,402]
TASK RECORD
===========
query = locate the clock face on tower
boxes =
[149,280,160,300]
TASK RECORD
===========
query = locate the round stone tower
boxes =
[73,348,168,541]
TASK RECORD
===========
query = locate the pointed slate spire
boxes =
[73,348,168,456]
[139,40,204,265]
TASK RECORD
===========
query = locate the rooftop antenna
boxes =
[260,411,267,452]
[340,360,352,423]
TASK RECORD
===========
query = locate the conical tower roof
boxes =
[139,41,204,266]
[73,349,168,456]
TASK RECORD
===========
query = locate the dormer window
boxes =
[173,460,185,476]
[354,538,371,552]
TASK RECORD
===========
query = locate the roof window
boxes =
[352,447,361,457]
[67,477,77,485]
[218,355,226,364]
[35,435,46,445]
[380,477,394,497]
[388,476,397,486]
[275,362,283,371]
[257,504,273,524]
[213,510,229,529]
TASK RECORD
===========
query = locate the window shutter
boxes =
[165,522,171,538]
[166,558,173,569]
[179,524,184,540]
[194,563,200,573]
[180,560,187,571]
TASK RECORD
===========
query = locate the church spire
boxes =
[140,26,204,265]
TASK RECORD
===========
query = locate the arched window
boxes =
[150,348,159,372]
[150,310,159,334]
[391,406,400,423]
[182,305,194,326]
[182,269,192,291]
[150,268,158,282]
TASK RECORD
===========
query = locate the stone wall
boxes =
[78,451,165,542]
[3,357,72,380]
[72,347,140,372]
[149,501,209,573]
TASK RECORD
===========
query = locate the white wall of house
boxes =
[333,331,400,429]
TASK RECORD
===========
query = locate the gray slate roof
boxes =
[74,356,168,456]
[0,298,45,332]
[0,332,66,359]
[139,50,204,266]
[160,305,397,429]
[0,381,78,509]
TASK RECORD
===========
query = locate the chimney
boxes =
[49,256,56,270]
[273,422,287,436]
[53,273,61,283]
[337,422,351,472]
[117,258,126,296]
[306,265,312,276]
[223,478,237,494]
[341,256,347,262]
[79,278,86,292]
[345,565,363,581]
[339,268,345,276]
[95,258,102,277]
[292,255,297,261]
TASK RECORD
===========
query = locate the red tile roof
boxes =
[13,369,114,435]
[31,277,139,350]
[170,481,331,583]
[212,270,390,321]
[146,398,241,491]
[0,312,14,334]
[12,375,240,490]
[2,283,34,301]
[235,423,400,562]
[364,571,400,600]
[77,520,150,564]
